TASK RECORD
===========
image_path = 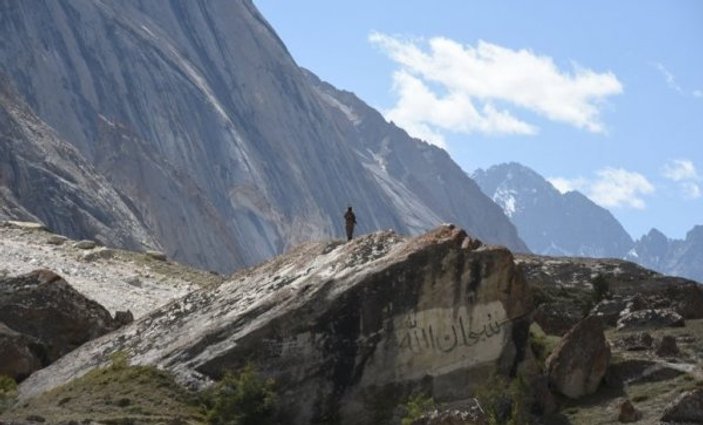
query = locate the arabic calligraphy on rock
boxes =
[395,310,510,355]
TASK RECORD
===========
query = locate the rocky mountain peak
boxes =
[473,162,633,258]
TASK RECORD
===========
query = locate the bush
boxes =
[400,393,435,425]
[0,374,17,413]
[591,274,610,303]
[474,374,530,425]
[204,364,277,425]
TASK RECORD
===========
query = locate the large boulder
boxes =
[546,316,610,399]
[661,388,703,423]
[18,226,533,425]
[0,322,43,381]
[0,270,117,368]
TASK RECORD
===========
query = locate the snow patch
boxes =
[492,187,518,217]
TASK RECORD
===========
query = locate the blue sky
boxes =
[255,1,702,240]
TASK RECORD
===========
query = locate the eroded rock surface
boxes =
[546,316,610,399]
[18,226,532,425]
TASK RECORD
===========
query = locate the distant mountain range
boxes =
[0,0,525,273]
[474,162,702,283]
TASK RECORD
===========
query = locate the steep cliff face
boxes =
[0,76,155,249]
[18,225,532,424]
[473,163,633,258]
[0,0,526,272]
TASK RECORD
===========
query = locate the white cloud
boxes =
[548,168,654,209]
[662,159,701,199]
[693,90,703,98]
[663,159,698,181]
[654,62,684,94]
[369,32,623,145]
[548,177,588,194]
[589,168,655,209]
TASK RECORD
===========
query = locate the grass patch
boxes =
[0,375,17,414]
[529,323,561,366]
[2,355,202,423]
[400,393,435,425]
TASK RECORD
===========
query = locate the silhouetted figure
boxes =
[344,206,356,241]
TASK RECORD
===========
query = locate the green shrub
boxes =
[0,375,17,413]
[400,393,435,425]
[204,364,277,425]
[474,374,530,425]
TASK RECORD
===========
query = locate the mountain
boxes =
[628,226,703,283]
[473,162,633,258]
[0,0,525,273]
[0,75,155,250]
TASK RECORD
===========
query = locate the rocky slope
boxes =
[473,162,633,258]
[0,220,220,318]
[0,0,525,273]
[13,225,531,424]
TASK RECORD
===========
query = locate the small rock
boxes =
[73,240,97,250]
[46,235,68,245]
[146,250,167,261]
[618,332,653,351]
[655,335,680,357]
[124,276,142,287]
[618,399,642,423]
[661,388,703,423]
[81,248,114,262]
[113,310,134,327]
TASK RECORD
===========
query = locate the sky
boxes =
[254,1,703,240]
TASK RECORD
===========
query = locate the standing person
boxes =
[344,206,356,241]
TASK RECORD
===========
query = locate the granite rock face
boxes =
[18,226,532,425]
[0,77,156,250]
[0,0,526,273]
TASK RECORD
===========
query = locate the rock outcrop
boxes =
[546,316,610,399]
[661,388,703,423]
[616,309,685,331]
[0,322,43,381]
[18,226,532,425]
[0,270,118,380]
